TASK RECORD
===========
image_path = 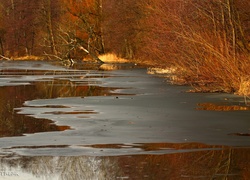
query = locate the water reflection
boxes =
[0,85,71,137]
[0,62,128,137]
[1,155,123,180]
[99,63,137,71]
[1,143,250,179]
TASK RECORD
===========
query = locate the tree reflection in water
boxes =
[0,156,123,180]
[1,144,250,179]
[0,67,126,137]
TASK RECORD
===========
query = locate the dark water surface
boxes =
[0,60,250,179]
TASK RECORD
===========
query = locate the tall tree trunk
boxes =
[95,0,105,54]
[46,0,57,55]
[0,37,4,56]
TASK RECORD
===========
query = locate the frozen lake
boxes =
[0,60,249,179]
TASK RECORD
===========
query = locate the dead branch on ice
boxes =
[0,55,12,60]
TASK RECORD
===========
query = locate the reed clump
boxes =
[98,53,129,63]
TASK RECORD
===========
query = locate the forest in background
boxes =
[0,0,250,95]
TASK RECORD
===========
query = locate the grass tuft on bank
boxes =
[13,55,44,61]
[98,53,129,63]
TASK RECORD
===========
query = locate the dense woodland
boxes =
[0,0,250,94]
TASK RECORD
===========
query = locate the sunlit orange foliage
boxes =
[136,0,250,93]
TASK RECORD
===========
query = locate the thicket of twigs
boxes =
[138,0,250,96]
[0,0,249,95]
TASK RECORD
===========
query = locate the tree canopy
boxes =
[0,0,249,62]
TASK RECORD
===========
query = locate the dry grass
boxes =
[147,67,187,85]
[13,55,44,61]
[238,77,250,96]
[98,53,129,63]
[99,64,120,71]
[197,103,250,111]
[147,67,177,75]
